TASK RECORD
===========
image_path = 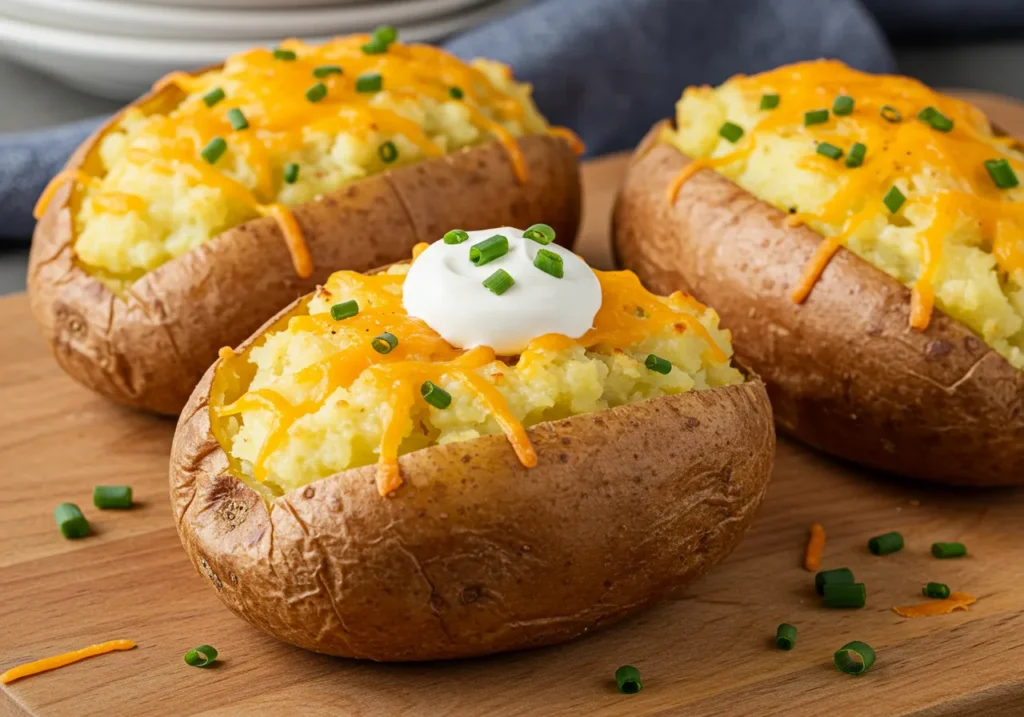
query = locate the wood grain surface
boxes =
[2,93,1023,717]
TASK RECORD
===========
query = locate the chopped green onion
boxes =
[283,163,300,184]
[814,567,855,596]
[361,38,389,54]
[823,582,867,608]
[202,87,225,108]
[918,106,954,132]
[93,486,133,510]
[378,140,399,164]
[421,381,451,409]
[483,269,515,295]
[645,354,672,375]
[306,82,327,103]
[833,641,876,676]
[330,300,359,321]
[200,137,227,165]
[373,25,398,44]
[523,223,556,245]
[759,93,780,110]
[443,229,469,244]
[371,332,398,354]
[469,234,508,266]
[845,142,867,168]
[313,65,343,78]
[615,665,642,695]
[883,186,906,213]
[273,48,296,61]
[775,623,797,651]
[356,72,383,93]
[832,95,855,116]
[880,105,902,122]
[449,86,464,100]
[868,531,904,556]
[984,158,1019,189]
[719,121,744,143]
[923,582,951,599]
[804,109,829,126]
[816,142,843,161]
[184,645,218,668]
[226,108,248,131]
[533,248,564,278]
[54,503,89,539]
[931,542,967,559]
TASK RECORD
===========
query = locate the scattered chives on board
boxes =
[775,623,797,650]
[823,582,867,608]
[931,542,967,559]
[868,531,904,556]
[615,665,642,694]
[834,641,876,675]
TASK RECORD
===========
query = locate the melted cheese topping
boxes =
[35,35,582,283]
[666,60,1024,367]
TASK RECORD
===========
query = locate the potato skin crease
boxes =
[169,295,775,661]
[27,78,582,417]
[613,121,1024,486]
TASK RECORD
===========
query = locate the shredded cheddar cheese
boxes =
[1,640,136,684]
[804,523,826,571]
[893,592,977,618]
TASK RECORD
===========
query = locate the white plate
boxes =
[122,0,396,8]
[0,0,529,101]
[0,0,493,40]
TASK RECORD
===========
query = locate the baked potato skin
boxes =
[28,80,581,417]
[170,300,774,660]
[613,121,1024,486]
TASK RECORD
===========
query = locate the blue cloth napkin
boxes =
[0,0,894,241]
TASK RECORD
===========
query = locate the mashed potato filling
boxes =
[41,34,565,283]
[216,258,742,496]
[668,60,1024,370]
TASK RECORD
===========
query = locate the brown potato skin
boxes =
[613,121,1024,486]
[28,79,582,417]
[169,296,775,661]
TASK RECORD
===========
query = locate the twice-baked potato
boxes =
[614,60,1024,486]
[170,227,774,660]
[29,31,582,416]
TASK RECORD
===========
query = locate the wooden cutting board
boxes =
[3,92,1024,717]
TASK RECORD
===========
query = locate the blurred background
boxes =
[1,0,1023,294]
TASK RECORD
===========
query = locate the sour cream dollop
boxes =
[402,227,603,355]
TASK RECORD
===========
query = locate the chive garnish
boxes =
[615,665,642,695]
[931,542,967,558]
[534,248,564,278]
[443,229,469,244]
[449,86,464,100]
[816,142,843,161]
[759,93,780,110]
[200,137,227,165]
[814,567,855,596]
[93,486,132,510]
[523,223,556,245]
[823,582,867,608]
[184,645,218,668]
[306,82,327,103]
[362,38,389,54]
[469,234,508,266]
[719,121,744,143]
[371,332,398,354]
[984,158,1019,189]
[330,300,359,321]
[202,87,225,108]
[313,65,343,78]
[356,72,383,93]
[645,354,672,375]
[883,186,906,213]
[273,48,296,61]
[845,142,867,168]
[804,109,829,126]
[421,381,451,409]
[923,582,951,599]
[284,163,300,184]
[226,108,248,131]
[918,106,954,132]
[832,95,855,116]
[54,503,89,539]
[378,140,399,164]
[775,623,797,651]
[483,269,515,295]
[868,531,904,556]
[833,641,876,676]
[362,27,397,55]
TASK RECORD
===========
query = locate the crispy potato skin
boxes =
[28,81,581,417]
[613,121,1024,486]
[169,300,774,660]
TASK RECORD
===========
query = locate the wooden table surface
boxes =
[3,93,1024,717]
